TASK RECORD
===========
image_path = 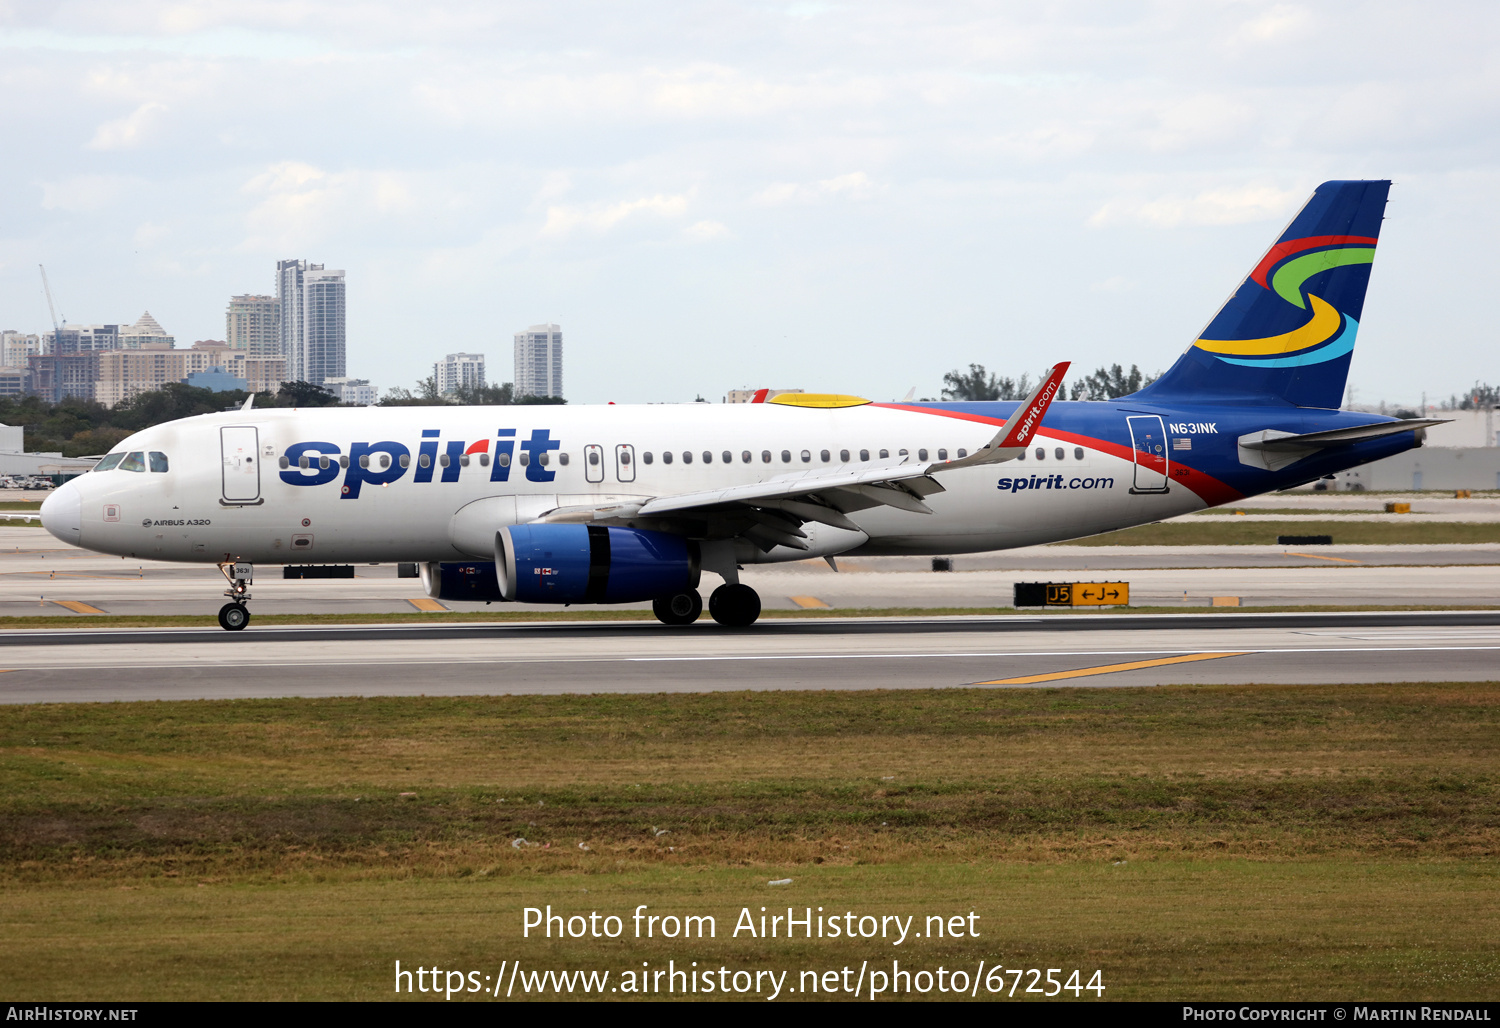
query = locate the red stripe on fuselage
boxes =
[870,403,1244,505]
[1249,235,1378,289]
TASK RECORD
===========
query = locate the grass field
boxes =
[1069,520,1500,545]
[2,683,1497,1000]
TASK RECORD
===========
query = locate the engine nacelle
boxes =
[420,525,699,605]
[499,524,698,603]
[421,560,504,602]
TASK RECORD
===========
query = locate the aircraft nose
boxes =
[40,480,83,547]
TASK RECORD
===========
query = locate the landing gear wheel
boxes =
[709,584,761,627]
[652,590,702,626]
[218,602,250,631]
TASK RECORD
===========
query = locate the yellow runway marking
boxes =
[789,596,831,609]
[51,601,106,614]
[407,597,447,612]
[975,651,1247,686]
[1284,551,1364,564]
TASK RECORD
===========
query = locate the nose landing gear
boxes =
[217,562,253,631]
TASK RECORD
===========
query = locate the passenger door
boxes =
[1126,415,1169,494]
[220,426,262,505]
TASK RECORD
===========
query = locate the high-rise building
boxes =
[226,295,280,358]
[435,352,486,395]
[0,332,42,368]
[120,312,174,349]
[45,324,118,354]
[513,324,562,398]
[276,260,345,386]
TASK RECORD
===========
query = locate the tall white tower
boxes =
[276,260,346,386]
[513,323,562,398]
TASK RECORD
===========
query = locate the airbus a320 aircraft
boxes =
[39,179,1439,630]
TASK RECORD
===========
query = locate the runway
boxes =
[3,610,1498,703]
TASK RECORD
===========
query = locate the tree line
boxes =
[940,363,1158,402]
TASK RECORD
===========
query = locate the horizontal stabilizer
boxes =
[1237,418,1446,472]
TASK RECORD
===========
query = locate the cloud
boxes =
[753,172,879,205]
[540,193,689,237]
[1234,4,1314,44]
[684,220,731,241]
[39,174,128,211]
[87,101,168,150]
[1088,185,1302,229]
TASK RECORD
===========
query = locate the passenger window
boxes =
[540,452,550,466]
[439,453,450,468]
[460,454,470,467]
[620,451,631,465]
[800,450,811,463]
[149,451,169,473]
[663,452,673,464]
[781,450,791,463]
[379,454,391,470]
[898,448,908,457]
[723,450,732,463]
[498,452,511,467]
[298,455,310,470]
[702,451,712,464]
[1074,447,1084,459]
[1016,450,1025,460]
[399,454,411,468]
[879,449,889,459]
[741,451,751,463]
[682,452,692,464]
[1035,447,1045,460]
[121,451,146,472]
[480,453,490,467]
[340,455,349,468]
[761,450,771,463]
[937,448,947,460]
[820,449,830,462]
[860,449,869,461]
[359,455,370,469]
[840,449,850,462]
[957,448,967,458]
[319,456,330,470]
[277,456,288,470]
[643,452,653,465]
[558,452,568,465]
[519,452,530,466]
[1055,447,1064,460]
[588,450,600,466]
[95,453,124,472]
[918,448,928,461]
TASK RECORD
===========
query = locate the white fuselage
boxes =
[41,403,1201,566]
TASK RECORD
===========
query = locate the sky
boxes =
[0,1,1496,407]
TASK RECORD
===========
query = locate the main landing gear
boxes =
[650,585,762,627]
[217,561,253,632]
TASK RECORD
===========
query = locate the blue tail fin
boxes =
[1136,179,1391,409]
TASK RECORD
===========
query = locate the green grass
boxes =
[1,684,1497,999]
[1066,520,1500,546]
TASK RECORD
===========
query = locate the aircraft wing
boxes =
[534,362,1072,550]
[0,512,40,523]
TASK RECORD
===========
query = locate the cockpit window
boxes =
[94,453,124,472]
[120,451,146,473]
[149,451,169,473]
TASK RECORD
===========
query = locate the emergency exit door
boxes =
[220,426,262,505]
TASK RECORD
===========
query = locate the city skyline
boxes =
[1,5,1495,408]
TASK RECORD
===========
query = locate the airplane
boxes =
[38,179,1442,631]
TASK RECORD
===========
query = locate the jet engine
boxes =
[422,524,698,604]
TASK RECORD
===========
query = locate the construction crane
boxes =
[38,264,64,351]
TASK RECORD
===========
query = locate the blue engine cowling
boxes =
[423,525,698,604]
